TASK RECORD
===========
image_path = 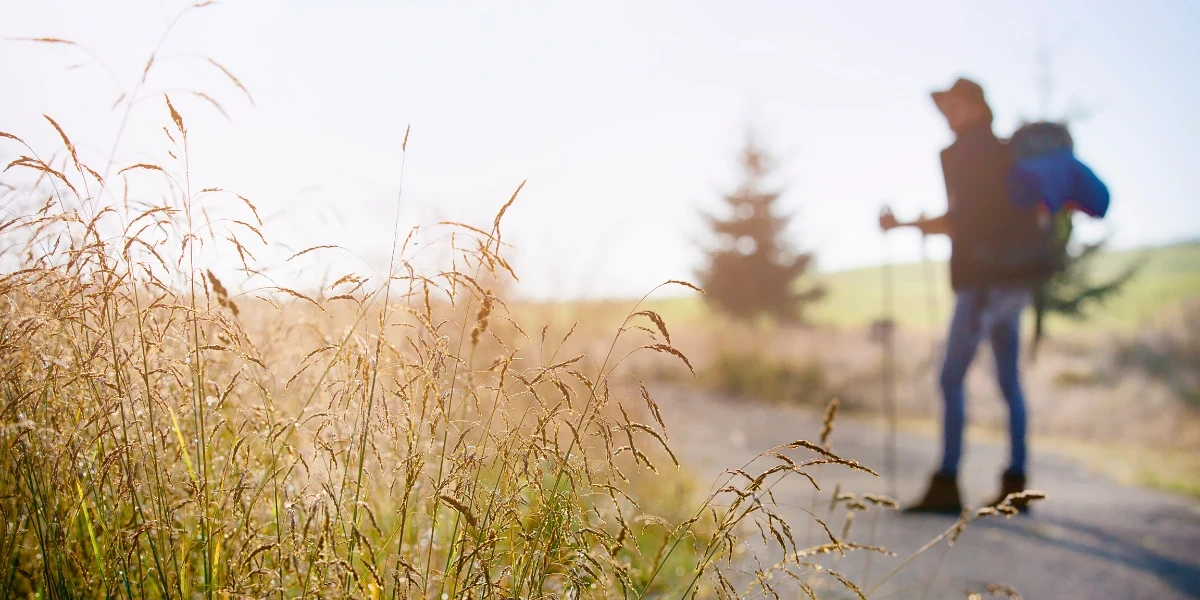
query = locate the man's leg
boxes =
[937,291,984,476]
[905,290,984,513]
[989,305,1028,476]
[985,299,1034,511]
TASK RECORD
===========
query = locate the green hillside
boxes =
[640,242,1200,333]
[808,241,1200,332]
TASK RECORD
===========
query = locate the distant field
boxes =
[630,241,1200,334]
[807,241,1200,332]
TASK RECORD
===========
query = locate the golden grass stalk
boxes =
[0,9,1033,598]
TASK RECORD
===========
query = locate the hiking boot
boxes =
[902,473,963,515]
[988,471,1031,514]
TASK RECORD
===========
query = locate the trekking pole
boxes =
[919,222,939,333]
[879,206,899,499]
[919,223,942,381]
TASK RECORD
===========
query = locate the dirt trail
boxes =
[652,385,1200,599]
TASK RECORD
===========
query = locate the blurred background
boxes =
[3,1,1200,597]
[3,0,1197,299]
[4,0,1199,476]
[4,0,1200,483]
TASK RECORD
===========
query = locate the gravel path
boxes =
[652,385,1200,599]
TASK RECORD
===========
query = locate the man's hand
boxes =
[879,208,900,231]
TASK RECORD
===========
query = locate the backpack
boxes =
[1004,121,1111,355]
[973,122,1111,285]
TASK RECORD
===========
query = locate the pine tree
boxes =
[698,136,824,321]
[1031,229,1141,356]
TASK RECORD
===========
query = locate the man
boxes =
[880,77,1039,514]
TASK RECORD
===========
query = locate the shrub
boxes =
[702,352,829,406]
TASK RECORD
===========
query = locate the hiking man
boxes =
[880,77,1041,513]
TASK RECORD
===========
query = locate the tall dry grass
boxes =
[0,6,1040,598]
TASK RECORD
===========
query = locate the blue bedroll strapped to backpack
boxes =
[1007,121,1110,219]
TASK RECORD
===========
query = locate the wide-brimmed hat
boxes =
[931,77,989,113]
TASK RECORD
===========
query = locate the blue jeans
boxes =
[938,286,1029,477]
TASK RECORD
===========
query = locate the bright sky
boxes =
[3,1,1198,300]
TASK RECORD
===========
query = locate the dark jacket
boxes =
[940,124,1044,291]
